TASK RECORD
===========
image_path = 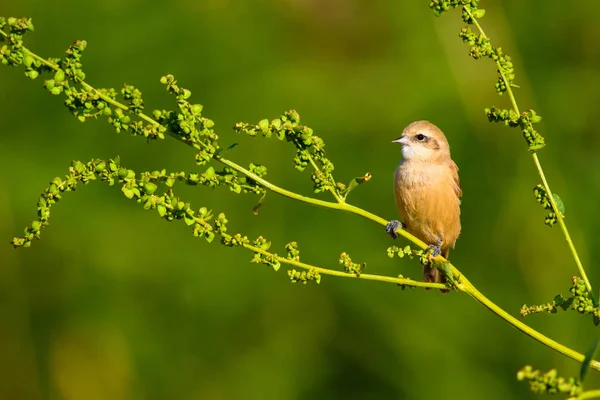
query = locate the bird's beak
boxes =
[392,136,408,145]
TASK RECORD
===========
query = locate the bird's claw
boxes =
[386,220,405,239]
[426,240,442,258]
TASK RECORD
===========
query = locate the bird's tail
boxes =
[422,248,450,294]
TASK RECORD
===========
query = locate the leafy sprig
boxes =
[517,366,582,397]
[521,277,599,326]
[428,1,598,395]
[429,1,592,295]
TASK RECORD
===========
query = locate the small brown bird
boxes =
[385,121,462,291]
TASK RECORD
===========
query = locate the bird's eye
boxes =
[416,134,426,141]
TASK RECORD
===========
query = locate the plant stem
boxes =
[457,275,600,370]
[243,243,446,289]
[532,153,592,293]
[305,153,344,204]
[572,390,600,400]
[463,6,592,294]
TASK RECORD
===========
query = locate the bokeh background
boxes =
[2,1,600,399]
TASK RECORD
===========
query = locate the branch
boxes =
[461,3,592,294]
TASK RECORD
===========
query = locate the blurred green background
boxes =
[2,1,600,399]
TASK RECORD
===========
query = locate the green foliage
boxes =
[338,252,366,277]
[428,0,480,19]
[288,269,321,285]
[517,366,581,397]
[520,277,599,326]
[338,173,372,199]
[387,244,427,263]
[534,184,565,227]
[234,111,343,198]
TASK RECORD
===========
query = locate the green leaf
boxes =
[216,142,238,156]
[205,231,215,243]
[205,166,215,179]
[342,173,371,198]
[553,193,565,216]
[157,204,167,217]
[144,182,158,195]
[271,260,280,272]
[438,261,454,281]
[121,186,134,199]
[252,192,267,215]
[258,119,269,131]
[472,9,486,18]
[581,335,600,382]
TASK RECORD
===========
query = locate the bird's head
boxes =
[393,120,451,163]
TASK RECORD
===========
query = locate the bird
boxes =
[385,121,462,292]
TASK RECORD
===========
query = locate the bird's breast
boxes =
[393,160,461,248]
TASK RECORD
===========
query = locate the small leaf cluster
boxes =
[517,366,581,397]
[249,239,305,277]
[458,27,493,60]
[485,107,545,151]
[428,0,480,18]
[459,26,515,96]
[388,246,456,290]
[154,75,218,163]
[249,236,281,271]
[213,213,251,248]
[339,252,366,277]
[533,184,565,227]
[520,277,599,326]
[0,17,36,70]
[288,269,321,285]
[387,245,428,264]
[285,241,300,261]
[234,110,340,196]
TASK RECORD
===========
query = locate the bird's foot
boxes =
[385,220,405,239]
[426,239,443,258]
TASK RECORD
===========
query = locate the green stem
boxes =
[243,243,446,289]
[305,153,344,204]
[573,390,600,400]
[464,6,592,294]
[457,275,600,370]
[532,153,592,293]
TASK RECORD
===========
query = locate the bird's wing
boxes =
[450,160,462,198]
